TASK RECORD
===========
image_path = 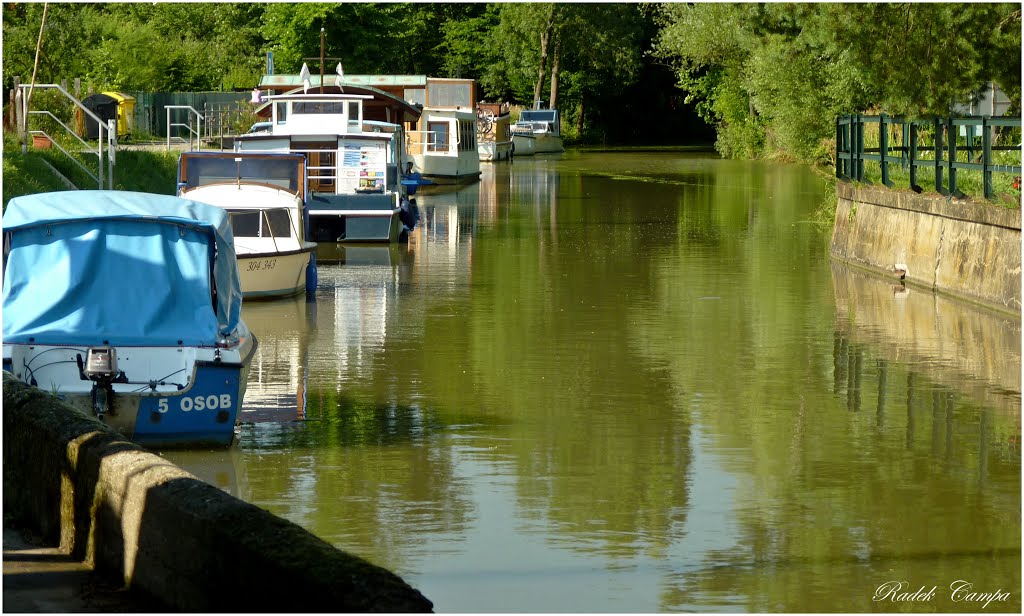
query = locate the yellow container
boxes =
[102,91,136,137]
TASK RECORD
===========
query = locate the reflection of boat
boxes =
[315,243,404,266]
[177,152,317,300]
[240,295,316,423]
[476,102,513,162]
[161,446,251,501]
[511,107,564,154]
[2,191,257,448]
[235,91,422,243]
[407,106,482,184]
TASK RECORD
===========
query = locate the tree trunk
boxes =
[575,95,585,136]
[532,6,556,109]
[548,35,561,110]
[533,29,550,108]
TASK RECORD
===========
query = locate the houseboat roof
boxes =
[260,74,428,89]
[254,85,423,124]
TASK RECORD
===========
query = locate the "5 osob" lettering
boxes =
[156,394,233,413]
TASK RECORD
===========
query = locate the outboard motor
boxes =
[79,346,125,420]
[399,197,420,231]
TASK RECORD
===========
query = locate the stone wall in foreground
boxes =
[831,183,1021,316]
[2,373,433,613]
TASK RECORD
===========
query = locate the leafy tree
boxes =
[439,5,501,85]
[653,2,1021,161]
[486,3,644,140]
[826,3,1021,117]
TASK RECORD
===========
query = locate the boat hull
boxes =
[478,140,514,162]
[307,193,403,242]
[511,135,537,156]
[2,335,257,448]
[533,134,564,153]
[410,153,481,183]
[238,245,316,299]
[419,172,482,186]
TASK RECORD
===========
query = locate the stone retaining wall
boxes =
[831,183,1021,315]
[2,373,433,613]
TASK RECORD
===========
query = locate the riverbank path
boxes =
[3,525,161,612]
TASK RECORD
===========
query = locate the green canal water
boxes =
[165,151,1021,612]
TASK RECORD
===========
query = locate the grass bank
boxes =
[3,134,180,207]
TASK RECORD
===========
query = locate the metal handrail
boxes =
[837,114,1021,199]
[166,105,204,151]
[27,111,104,189]
[17,83,112,188]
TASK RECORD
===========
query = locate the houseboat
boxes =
[407,106,482,184]
[476,102,513,162]
[2,190,257,448]
[511,107,564,154]
[177,151,318,300]
[235,88,423,243]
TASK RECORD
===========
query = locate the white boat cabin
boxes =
[235,94,406,198]
[406,107,481,181]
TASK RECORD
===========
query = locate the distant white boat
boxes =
[476,102,513,162]
[407,106,482,184]
[511,108,564,154]
[177,151,318,300]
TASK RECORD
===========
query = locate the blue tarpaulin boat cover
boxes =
[3,190,242,346]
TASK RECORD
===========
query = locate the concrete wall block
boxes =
[833,184,1022,315]
[3,374,434,613]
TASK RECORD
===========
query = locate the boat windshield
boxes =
[180,154,304,194]
[229,208,294,239]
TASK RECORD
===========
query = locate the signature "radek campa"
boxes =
[873,580,1012,609]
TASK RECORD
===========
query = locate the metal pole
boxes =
[909,123,918,189]
[982,116,992,199]
[107,118,116,189]
[948,117,958,196]
[21,87,28,154]
[934,117,944,195]
[880,114,890,187]
[320,27,326,94]
[97,117,104,189]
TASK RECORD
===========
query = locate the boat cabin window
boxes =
[428,121,449,152]
[294,101,347,115]
[348,101,360,124]
[275,102,288,125]
[229,209,293,239]
[458,120,476,152]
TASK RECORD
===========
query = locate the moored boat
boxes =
[2,190,258,448]
[235,90,423,243]
[476,102,513,162]
[407,106,482,184]
[511,107,564,154]
[177,151,318,300]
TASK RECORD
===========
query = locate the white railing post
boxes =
[107,118,117,189]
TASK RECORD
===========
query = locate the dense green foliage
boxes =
[652,3,1021,161]
[3,2,1020,161]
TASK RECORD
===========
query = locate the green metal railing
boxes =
[837,114,1021,199]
